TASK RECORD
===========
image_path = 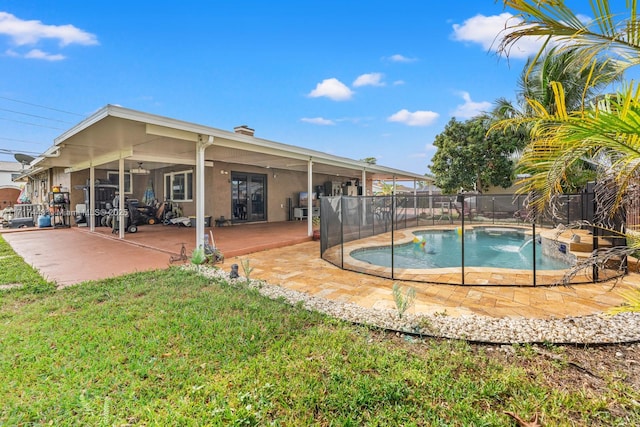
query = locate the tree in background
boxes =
[360,157,377,165]
[430,116,525,194]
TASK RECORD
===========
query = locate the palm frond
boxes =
[501,0,640,83]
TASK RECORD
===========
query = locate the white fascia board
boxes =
[365,166,428,181]
[145,123,200,142]
[13,166,44,180]
[54,106,111,145]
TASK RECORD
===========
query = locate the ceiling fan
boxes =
[130,162,150,175]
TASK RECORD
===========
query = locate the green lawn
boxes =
[1,235,638,426]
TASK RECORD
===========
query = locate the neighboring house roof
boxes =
[23,104,430,182]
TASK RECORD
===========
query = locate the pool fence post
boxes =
[431,195,435,226]
[357,196,361,240]
[457,194,465,285]
[461,203,465,285]
[391,194,395,280]
[592,224,599,282]
[340,195,344,270]
[492,197,495,225]
[532,222,537,287]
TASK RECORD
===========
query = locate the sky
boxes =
[0,1,586,174]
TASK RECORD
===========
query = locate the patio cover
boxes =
[24,105,429,247]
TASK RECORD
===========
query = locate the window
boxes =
[107,171,132,194]
[164,170,193,202]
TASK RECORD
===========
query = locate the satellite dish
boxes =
[14,153,35,166]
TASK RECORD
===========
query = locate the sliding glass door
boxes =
[231,172,266,222]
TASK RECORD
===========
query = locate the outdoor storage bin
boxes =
[189,216,211,227]
[38,214,51,228]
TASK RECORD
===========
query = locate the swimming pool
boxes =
[350,228,572,270]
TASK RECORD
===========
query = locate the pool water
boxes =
[351,228,571,270]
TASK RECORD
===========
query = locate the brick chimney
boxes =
[234,125,255,137]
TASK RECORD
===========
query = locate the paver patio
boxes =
[2,222,639,319]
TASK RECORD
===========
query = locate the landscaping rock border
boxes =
[191,265,640,345]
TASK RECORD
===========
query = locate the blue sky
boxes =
[0,1,574,173]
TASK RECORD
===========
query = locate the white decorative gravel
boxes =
[190,265,640,345]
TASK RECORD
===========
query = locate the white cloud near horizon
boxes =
[23,48,65,61]
[387,109,439,126]
[387,54,417,63]
[452,91,492,118]
[353,72,385,87]
[308,78,354,101]
[451,12,544,59]
[301,117,335,125]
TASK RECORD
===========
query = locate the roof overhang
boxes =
[25,104,430,182]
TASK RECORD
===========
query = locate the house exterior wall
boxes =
[0,161,22,188]
[51,162,371,225]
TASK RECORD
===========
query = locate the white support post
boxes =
[307,158,313,237]
[196,135,214,250]
[89,166,95,231]
[118,157,125,239]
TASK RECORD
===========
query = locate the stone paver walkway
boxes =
[234,241,640,320]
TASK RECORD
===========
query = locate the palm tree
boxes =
[493,0,640,297]
[500,0,640,85]
[495,47,618,120]
[491,46,620,194]
[497,0,640,215]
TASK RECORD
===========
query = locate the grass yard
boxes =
[1,235,639,426]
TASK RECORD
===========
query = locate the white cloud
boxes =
[308,78,354,101]
[387,54,417,63]
[393,80,405,86]
[24,48,65,61]
[452,91,492,118]
[301,117,335,125]
[451,12,545,59]
[0,12,98,46]
[387,109,439,126]
[353,73,385,87]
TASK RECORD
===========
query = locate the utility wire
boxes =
[0,95,85,117]
[0,106,73,124]
[0,116,64,130]
[0,136,49,146]
[0,148,40,155]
